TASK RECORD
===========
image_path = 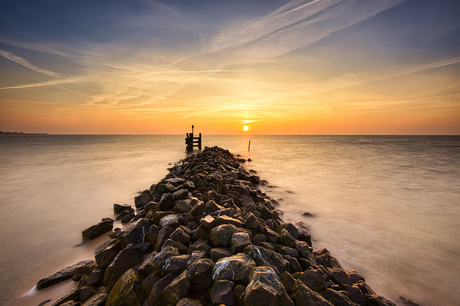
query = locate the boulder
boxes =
[187,258,215,292]
[204,200,225,214]
[116,218,151,247]
[159,214,182,229]
[173,188,189,200]
[210,247,233,262]
[290,280,333,306]
[209,224,240,247]
[155,226,175,251]
[176,298,203,306]
[103,248,144,290]
[210,280,235,305]
[244,266,294,306]
[345,284,366,306]
[164,255,190,275]
[37,260,94,289]
[82,218,114,240]
[81,293,107,306]
[170,226,191,245]
[365,295,398,306]
[106,269,144,306]
[212,253,255,284]
[87,269,105,287]
[144,273,176,306]
[158,193,175,210]
[134,192,152,208]
[330,268,352,287]
[300,266,330,292]
[231,232,252,253]
[163,270,191,305]
[243,245,289,274]
[114,203,132,214]
[214,215,243,227]
[321,288,358,306]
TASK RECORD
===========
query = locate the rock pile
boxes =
[37,146,398,306]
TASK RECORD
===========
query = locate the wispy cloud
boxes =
[0,49,59,77]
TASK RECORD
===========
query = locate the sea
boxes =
[0,135,459,306]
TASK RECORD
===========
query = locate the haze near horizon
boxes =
[1,0,459,135]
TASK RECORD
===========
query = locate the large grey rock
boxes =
[82,218,114,240]
[37,260,94,289]
[134,192,152,208]
[244,266,294,306]
[291,280,333,306]
[115,218,151,247]
[300,266,330,292]
[106,269,144,306]
[212,253,256,284]
[187,258,215,292]
[103,248,144,290]
[321,288,359,306]
[164,255,190,275]
[81,293,107,306]
[210,280,235,305]
[231,232,252,253]
[209,224,240,247]
[163,270,191,305]
[243,245,289,274]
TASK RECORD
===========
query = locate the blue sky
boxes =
[1,0,459,134]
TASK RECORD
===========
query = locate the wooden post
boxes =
[198,133,202,150]
[248,140,251,151]
[186,125,202,152]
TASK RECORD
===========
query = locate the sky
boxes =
[0,0,459,135]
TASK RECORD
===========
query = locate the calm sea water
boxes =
[0,135,459,306]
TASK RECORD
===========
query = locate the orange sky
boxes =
[1,0,459,135]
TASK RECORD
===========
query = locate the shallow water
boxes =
[0,135,459,305]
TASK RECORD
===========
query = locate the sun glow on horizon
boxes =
[243,125,249,132]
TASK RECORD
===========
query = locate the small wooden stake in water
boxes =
[248,140,251,151]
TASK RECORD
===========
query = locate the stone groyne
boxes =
[37,146,399,306]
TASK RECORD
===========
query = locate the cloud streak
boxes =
[0,49,59,77]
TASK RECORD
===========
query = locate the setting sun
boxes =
[243,126,249,132]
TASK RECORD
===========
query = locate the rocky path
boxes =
[37,146,399,306]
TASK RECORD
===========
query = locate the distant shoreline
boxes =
[0,131,48,135]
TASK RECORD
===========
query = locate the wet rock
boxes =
[163,239,188,254]
[231,232,252,253]
[244,245,289,274]
[106,269,144,306]
[300,266,330,292]
[214,215,243,227]
[321,288,358,306]
[80,293,107,306]
[276,223,300,239]
[159,193,175,210]
[279,229,297,248]
[175,200,193,213]
[144,273,176,306]
[189,201,205,216]
[399,296,420,306]
[211,280,235,305]
[187,258,215,292]
[244,266,294,306]
[37,260,94,289]
[82,218,114,240]
[209,224,240,247]
[171,226,191,245]
[365,294,398,306]
[279,271,296,293]
[291,280,333,306]
[116,211,134,223]
[116,218,151,247]
[330,268,352,287]
[204,200,225,214]
[200,215,216,229]
[103,248,144,290]
[155,226,175,251]
[265,228,280,243]
[347,270,365,284]
[176,298,203,306]
[173,188,189,200]
[49,288,79,306]
[163,270,191,305]
[186,250,208,268]
[210,247,233,262]
[159,214,182,229]
[212,253,256,283]
[345,284,366,306]
[164,255,190,275]
[114,203,132,214]
[87,269,104,287]
[284,255,302,273]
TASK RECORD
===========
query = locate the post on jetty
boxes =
[185,125,202,152]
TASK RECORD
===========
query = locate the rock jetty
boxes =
[37,146,399,306]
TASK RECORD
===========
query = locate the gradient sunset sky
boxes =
[1,0,459,135]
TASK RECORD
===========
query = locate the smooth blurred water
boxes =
[1,135,459,306]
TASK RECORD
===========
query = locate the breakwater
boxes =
[36,146,401,306]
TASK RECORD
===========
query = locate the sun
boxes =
[243,125,249,132]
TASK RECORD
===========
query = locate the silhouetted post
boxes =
[248,140,251,151]
[185,125,201,152]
